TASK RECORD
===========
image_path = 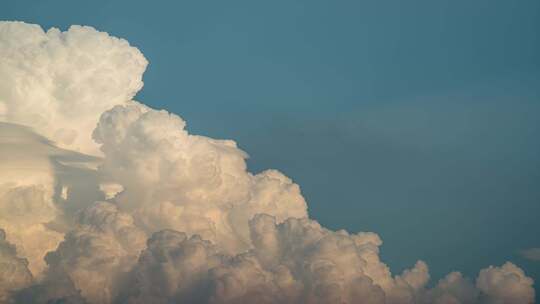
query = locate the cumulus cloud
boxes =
[0,21,147,155]
[42,201,146,304]
[0,21,536,304]
[476,263,535,304]
[92,103,308,253]
[119,215,393,304]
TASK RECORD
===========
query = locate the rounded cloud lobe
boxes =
[0,21,535,304]
[92,103,308,253]
[0,21,147,155]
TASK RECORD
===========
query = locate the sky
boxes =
[2,0,540,295]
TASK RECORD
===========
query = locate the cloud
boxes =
[0,229,33,303]
[476,263,535,304]
[92,103,308,253]
[520,248,540,262]
[0,122,67,276]
[42,201,146,304]
[0,21,536,304]
[0,21,147,155]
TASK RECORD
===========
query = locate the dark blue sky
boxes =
[3,0,540,288]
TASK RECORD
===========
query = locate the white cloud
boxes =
[42,201,146,304]
[0,21,536,304]
[423,272,479,304]
[0,21,147,155]
[476,262,535,304]
[92,103,308,253]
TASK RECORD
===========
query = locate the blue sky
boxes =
[3,0,540,289]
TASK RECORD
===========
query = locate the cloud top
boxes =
[0,21,147,155]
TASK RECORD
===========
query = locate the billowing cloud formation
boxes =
[92,102,308,253]
[476,263,535,304]
[0,21,535,304]
[0,21,147,155]
[43,201,146,303]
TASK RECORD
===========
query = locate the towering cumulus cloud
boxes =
[0,21,535,304]
[0,21,147,155]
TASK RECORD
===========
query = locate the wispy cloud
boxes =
[520,248,540,261]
